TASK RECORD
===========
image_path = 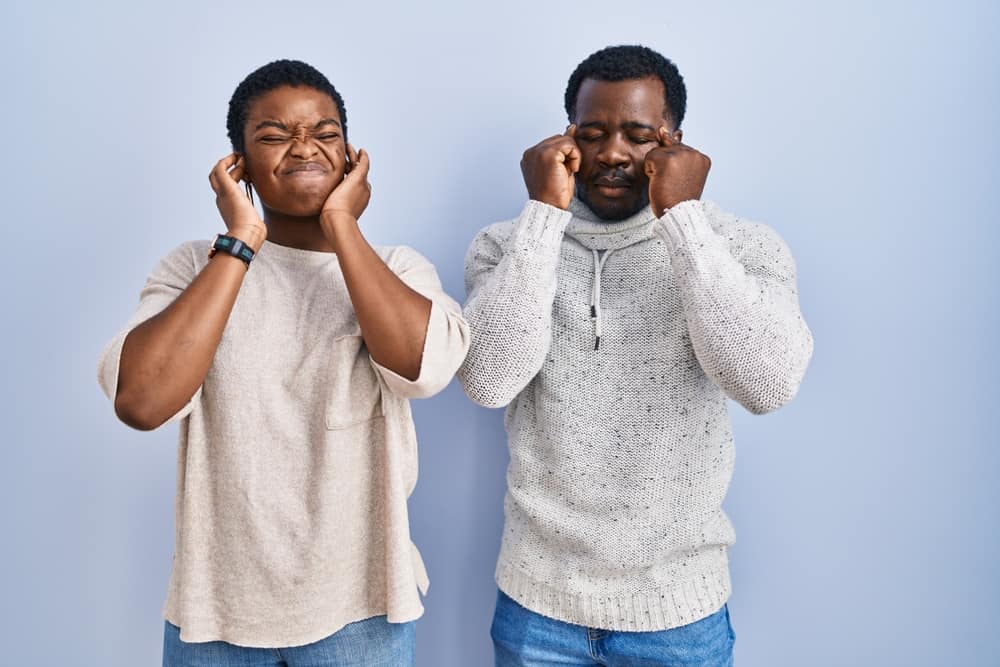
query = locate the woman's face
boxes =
[241,85,346,217]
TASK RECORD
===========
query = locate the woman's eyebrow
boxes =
[254,119,341,132]
[254,120,290,132]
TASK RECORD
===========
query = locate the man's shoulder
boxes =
[463,217,521,264]
[703,201,788,247]
[473,217,520,245]
[701,201,797,271]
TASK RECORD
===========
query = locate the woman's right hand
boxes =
[208,153,267,252]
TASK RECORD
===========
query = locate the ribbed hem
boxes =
[656,199,714,250]
[514,200,573,252]
[495,560,731,632]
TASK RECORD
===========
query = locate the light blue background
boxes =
[2,1,996,665]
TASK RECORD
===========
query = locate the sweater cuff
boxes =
[512,200,573,253]
[655,199,715,251]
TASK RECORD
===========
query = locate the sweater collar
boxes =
[565,197,658,251]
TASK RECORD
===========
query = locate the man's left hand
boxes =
[645,127,711,218]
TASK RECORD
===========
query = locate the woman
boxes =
[97,59,469,665]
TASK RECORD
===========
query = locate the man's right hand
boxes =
[209,153,267,252]
[520,125,581,210]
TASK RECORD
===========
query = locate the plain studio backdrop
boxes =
[2,1,996,665]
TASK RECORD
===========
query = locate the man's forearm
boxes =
[458,201,571,408]
[659,201,813,414]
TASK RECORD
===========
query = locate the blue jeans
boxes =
[162,615,415,667]
[491,590,735,667]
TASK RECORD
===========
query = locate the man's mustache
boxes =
[593,169,632,186]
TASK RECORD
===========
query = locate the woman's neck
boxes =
[262,209,335,252]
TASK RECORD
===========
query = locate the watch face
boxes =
[208,233,222,259]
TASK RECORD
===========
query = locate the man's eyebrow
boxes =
[622,121,657,132]
[577,121,657,132]
[313,118,341,129]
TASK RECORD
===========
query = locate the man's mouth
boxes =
[593,177,632,198]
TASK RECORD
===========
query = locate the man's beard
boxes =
[575,172,650,222]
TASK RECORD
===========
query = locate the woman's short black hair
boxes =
[564,45,687,128]
[226,59,347,153]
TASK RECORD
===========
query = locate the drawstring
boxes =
[590,249,612,350]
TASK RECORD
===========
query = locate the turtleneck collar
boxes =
[565,197,658,251]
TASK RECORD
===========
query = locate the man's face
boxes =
[572,76,680,221]
[241,85,347,217]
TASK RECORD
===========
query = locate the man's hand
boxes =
[644,127,711,218]
[322,144,371,221]
[521,125,581,210]
[208,153,267,252]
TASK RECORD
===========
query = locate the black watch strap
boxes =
[209,234,255,267]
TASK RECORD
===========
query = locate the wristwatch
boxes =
[208,234,255,267]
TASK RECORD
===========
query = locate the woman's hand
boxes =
[208,153,267,252]
[321,144,371,222]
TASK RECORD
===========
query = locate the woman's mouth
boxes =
[283,162,328,177]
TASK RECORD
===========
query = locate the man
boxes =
[458,45,813,666]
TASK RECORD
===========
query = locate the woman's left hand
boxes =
[321,144,371,222]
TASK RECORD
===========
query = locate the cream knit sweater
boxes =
[458,198,813,631]
[98,239,469,647]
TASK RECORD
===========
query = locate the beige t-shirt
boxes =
[98,239,470,647]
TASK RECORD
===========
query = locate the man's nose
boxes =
[596,135,630,169]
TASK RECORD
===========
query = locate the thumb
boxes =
[350,148,371,181]
[644,152,659,177]
[657,126,676,147]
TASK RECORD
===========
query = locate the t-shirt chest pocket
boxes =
[325,334,385,430]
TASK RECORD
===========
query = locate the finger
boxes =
[209,157,231,192]
[644,155,657,177]
[565,123,577,138]
[345,143,359,173]
[229,160,246,184]
[657,126,677,147]
[352,148,371,181]
[563,143,582,174]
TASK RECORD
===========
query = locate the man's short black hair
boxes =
[564,45,687,128]
[227,59,347,153]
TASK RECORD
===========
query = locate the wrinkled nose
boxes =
[289,134,319,159]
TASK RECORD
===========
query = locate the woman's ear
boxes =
[237,153,251,183]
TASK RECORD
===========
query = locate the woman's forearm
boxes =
[322,212,431,380]
[114,253,249,430]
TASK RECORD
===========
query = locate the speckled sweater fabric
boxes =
[98,240,470,647]
[458,197,813,631]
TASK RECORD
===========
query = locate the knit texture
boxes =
[98,239,469,647]
[458,198,812,631]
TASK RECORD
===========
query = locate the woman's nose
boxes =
[289,136,319,158]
